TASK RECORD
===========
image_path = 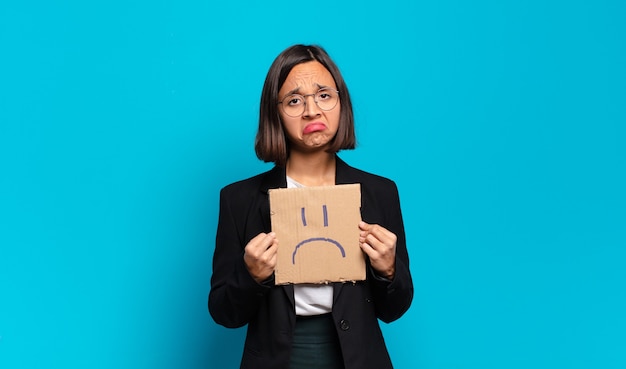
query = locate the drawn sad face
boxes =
[291,205,346,264]
[269,184,364,284]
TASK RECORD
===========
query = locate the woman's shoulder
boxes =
[221,172,264,191]
[337,157,397,189]
[220,165,283,195]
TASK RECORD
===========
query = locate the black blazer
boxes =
[209,157,413,369]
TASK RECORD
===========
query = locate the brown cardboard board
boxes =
[269,183,365,285]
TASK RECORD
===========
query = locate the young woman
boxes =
[209,44,413,369]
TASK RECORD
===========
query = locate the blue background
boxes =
[1,1,625,368]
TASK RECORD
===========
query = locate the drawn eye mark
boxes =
[293,205,343,264]
[301,205,328,227]
[301,207,307,226]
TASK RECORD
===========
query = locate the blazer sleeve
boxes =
[365,180,413,323]
[208,185,271,328]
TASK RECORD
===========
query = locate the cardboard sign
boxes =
[269,184,365,285]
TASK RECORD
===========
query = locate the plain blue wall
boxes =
[1,1,625,368]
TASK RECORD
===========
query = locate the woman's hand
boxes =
[359,221,397,280]
[243,232,279,283]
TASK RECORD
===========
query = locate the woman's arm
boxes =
[208,186,273,328]
[364,181,414,323]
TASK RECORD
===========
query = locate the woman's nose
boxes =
[302,95,321,117]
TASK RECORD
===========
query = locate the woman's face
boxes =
[277,61,341,153]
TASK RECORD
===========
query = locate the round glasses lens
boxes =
[316,89,338,111]
[282,95,305,117]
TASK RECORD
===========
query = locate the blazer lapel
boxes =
[332,156,360,301]
[335,156,358,185]
[259,165,287,232]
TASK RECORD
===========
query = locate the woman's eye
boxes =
[287,96,303,106]
[317,89,336,100]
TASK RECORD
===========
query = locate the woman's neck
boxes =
[286,151,336,187]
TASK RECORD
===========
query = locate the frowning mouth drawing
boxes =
[291,205,345,264]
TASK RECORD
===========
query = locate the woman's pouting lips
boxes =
[303,122,327,134]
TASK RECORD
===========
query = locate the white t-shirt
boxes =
[286,176,334,316]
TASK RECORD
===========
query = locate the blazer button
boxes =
[339,319,350,331]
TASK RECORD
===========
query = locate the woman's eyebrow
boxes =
[283,84,332,97]
[283,87,301,96]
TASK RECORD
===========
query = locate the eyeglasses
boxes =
[277,88,340,117]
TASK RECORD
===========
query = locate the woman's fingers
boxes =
[359,221,397,279]
[244,232,278,282]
